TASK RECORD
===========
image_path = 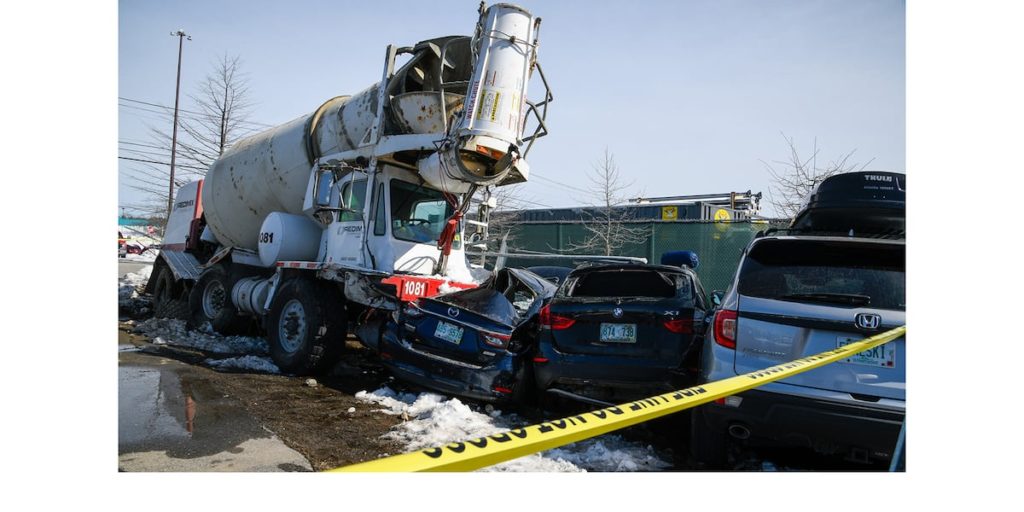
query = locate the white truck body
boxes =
[150,3,551,375]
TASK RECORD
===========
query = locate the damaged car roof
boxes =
[428,267,558,326]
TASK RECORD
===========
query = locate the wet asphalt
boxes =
[117,340,311,472]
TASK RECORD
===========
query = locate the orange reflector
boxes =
[475,145,505,160]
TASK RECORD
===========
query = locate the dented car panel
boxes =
[379,268,557,402]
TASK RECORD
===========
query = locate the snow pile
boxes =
[121,265,153,290]
[204,355,280,374]
[133,318,269,356]
[441,263,492,286]
[355,387,672,472]
[436,281,459,295]
[119,267,153,316]
[124,250,158,262]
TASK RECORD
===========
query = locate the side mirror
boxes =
[710,291,723,307]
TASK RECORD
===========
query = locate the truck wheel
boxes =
[690,408,729,469]
[152,267,189,319]
[189,264,243,334]
[267,278,346,375]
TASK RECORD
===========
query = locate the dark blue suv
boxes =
[532,263,710,406]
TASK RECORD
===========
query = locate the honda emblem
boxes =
[855,313,881,330]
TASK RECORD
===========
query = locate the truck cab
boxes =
[308,164,473,280]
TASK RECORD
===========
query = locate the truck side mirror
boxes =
[711,291,723,307]
[314,170,334,208]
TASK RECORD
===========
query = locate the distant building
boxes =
[503,191,762,224]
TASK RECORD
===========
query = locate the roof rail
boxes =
[757,227,905,240]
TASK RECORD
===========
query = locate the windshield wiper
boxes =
[779,293,871,306]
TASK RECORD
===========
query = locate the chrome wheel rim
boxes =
[202,280,226,319]
[279,299,307,353]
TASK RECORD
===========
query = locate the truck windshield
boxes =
[390,179,455,244]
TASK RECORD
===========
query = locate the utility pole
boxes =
[167,29,191,220]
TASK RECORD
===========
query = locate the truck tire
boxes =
[266,278,346,375]
[188,264,244,334]
[690,408,729,469]
[152,267,189,319]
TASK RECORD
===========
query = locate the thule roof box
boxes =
[790,171,905,235]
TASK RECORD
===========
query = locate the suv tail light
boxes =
[662,317,694,334]
[481,331,511,349]
[713,309,738,349]
[539,304,576,330]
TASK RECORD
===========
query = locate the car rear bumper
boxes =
[379,329,525,403]
[694,388,905,463]
[534,342,688,404]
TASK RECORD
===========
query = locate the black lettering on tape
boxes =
[490,433,512,443]
[609,406,624,415]
[447,442,467,453]
[629,402,643,412]
[538,423,554,434]
[510,428,528,439]
[567,417,577,426]
[695,387,707,394]
[645,398,658,407]
[681,389,695,397]
[593,410,608,420]
[672,392,684,400]
[574,415,588,424]
[423,447,443,459]
[552,419,568,429]
[468,437,488,449]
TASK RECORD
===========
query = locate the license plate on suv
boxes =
[837,337,896,367]
[600,323,637,343]
[434,321,464,345]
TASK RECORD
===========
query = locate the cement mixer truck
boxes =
[147,3,551,374]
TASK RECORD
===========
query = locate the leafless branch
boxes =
[565,148,650,256]
[763,133,875,218]
[123,54,254,220]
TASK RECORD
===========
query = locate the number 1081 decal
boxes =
[404,281,426,297]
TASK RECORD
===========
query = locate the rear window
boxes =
[738,239,905,310]
[564,269,689,299]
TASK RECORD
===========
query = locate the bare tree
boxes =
[764,133,874,218]
[566,148,650,256]
[466,184,529,253]
[123,54,255,219]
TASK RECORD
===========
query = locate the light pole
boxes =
[167,29,191,220]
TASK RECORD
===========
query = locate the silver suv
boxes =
[691,172,906,469]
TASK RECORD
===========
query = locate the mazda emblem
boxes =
[855,313,881,330]
[447,307,460,318]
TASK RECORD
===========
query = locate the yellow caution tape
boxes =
[332,325,906,472]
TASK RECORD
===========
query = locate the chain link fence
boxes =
[489,220,789,294]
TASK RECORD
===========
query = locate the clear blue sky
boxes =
[118,0,905,216]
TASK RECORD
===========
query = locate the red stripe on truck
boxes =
[193,179,204,220]
[380,275,477,302]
